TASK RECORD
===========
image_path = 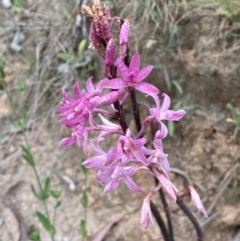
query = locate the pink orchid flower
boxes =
[97,52,159,101]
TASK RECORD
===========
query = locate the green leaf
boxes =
[29,229,41,241]
[21,145,35,166]
[36,212,56,236]
[21,106,27,127]
[57,53,74,62]
[172,80,183,94]
[80,219,87,238]
[17,82,26,92]
[0,66,5,80]
[51,190,61,199]
[54,200,61,209]
[168,121,175,137]
[31,185,41,200]
[74,61,88,68]
[166,24,178,52]
[136,0,159,17]
[78,39,87,56]
[182,105,195,111]
[81,191,88,208]
[227,103,240,126]
[11,119,23,128]
[174,100,182,110]
[41,177,51,200]
[81,161,88,175]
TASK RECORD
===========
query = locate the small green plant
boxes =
[227,103,240,127]
[0,59,61,241]
[11,0,24,12]
[57,39,89,68]
[80,159,89,240]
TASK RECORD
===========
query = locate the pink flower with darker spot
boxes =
[97,52,159,102]
[56,77,124,148]
[116,129,148,165]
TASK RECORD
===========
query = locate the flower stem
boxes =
[150,200,170,241]
[176,197,203,241]
[109,65,128,133]
[130,89,142,133]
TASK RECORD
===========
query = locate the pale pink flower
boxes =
[189,186,208,217]
[142,122,170,178]
[149,93,186,123]
[140,197,154,228]
[153,167,179,202]
[116,129,148,164]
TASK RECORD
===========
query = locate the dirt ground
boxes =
[0,0,240,241]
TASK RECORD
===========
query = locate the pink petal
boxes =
[104,179,119,193]
[153,137,163,151]
[82,156,106,170]
[97,78,125,91]
[119,20,130,45]
[135,82,159,95]
[141,146,155,156]
[62,88,74,102]
[99,89,123,106]
[140,198,154,228]
[160,93,171,112]
[129,52,140,74]
[158,174,178,202]
[155,122,168,140]
[122,166,137,176]
[136,65,153,82]
[98,114,119,128]
[60,136,75,146]
[105,38,116,66]
[55,103,68,115]
[160,110,186,121]
[131,137,146,148]
[90,23,99,48]
[189,186,208,217]
[86,77,95,93]
[131,147,148,165]
[96,79,108,92]
[97,168,113,183]
[72,82,81,99]
[116,58,129,80]
[160,154,171,179]
[153,122,168,149]
[123,175,142,192]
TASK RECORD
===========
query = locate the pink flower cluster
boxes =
[56,0,207,228]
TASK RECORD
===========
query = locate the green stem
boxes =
[1,77,54,241]
[53,199,58,225]
[81,173,88,241]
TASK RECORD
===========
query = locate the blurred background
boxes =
[0,0,240,240]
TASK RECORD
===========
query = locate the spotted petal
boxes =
[136,65,153,82]
[116,58,129,80]
[97,78,125,91]
[135,82,159,95]
[86,77,95,94]
[129,52,140,74]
